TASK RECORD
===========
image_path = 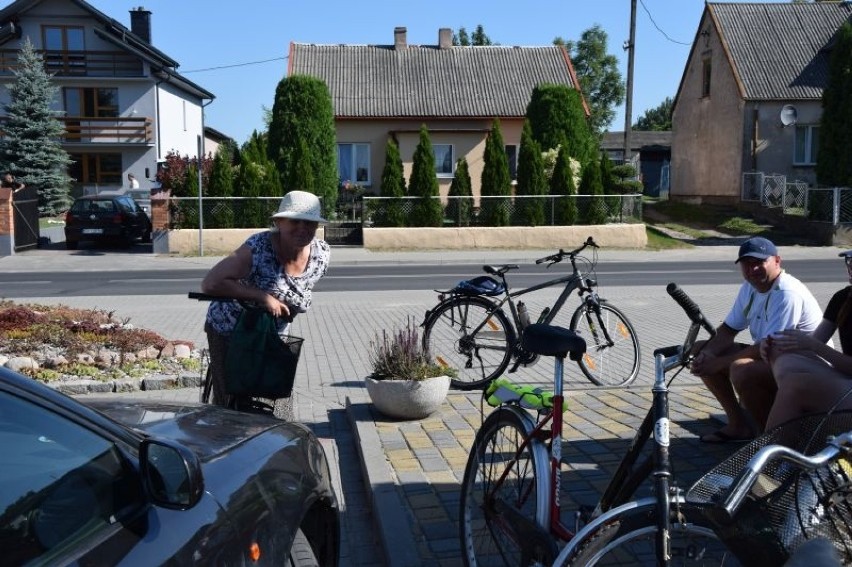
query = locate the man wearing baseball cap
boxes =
[690,236,824,443]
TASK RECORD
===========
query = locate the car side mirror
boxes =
[140,438,204,510]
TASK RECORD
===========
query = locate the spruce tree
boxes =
[267,75,337,217]
[0,38,72,215]
[479,118,512,226]
[578,160,607,225]
[551,147,578,225]
[446,158,473,226]
[408,125,443,227]
[376,137,406,227]
[817,21,852,187]
[514,120,547,226]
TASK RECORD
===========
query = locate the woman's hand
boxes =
[767,329,819,354]
[260,294,291,319]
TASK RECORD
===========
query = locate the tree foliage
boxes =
[526,84,597,170]
[207,149,235,228]
[514,120,546,226]
[578,160,607,225]
[0,38,72,215]
[159,150,214,197]
[408,125,443,227]
[375,138,406,227]
[479,119,512,226]
[817,21,852,186]
[233,131,280,228]
[554,25,625,135]
[634,97,673,131]
[550,147,578,225]
[446,158,473,227]
[452,25,493,46]
[267,75,337,215]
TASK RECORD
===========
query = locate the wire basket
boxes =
[686,412,852,565]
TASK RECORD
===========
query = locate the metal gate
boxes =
[12,185,39,251]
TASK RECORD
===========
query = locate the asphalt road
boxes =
[0,257,842,297]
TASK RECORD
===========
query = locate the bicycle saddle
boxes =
[521,324,586,361]
[483,264,519,276]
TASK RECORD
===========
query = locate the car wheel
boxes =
[65,240,78,250]
[287,528,318,567]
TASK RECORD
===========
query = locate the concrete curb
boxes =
[47,372,201,396]
[347,398,421,567]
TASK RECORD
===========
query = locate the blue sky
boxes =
[89,0,769,145]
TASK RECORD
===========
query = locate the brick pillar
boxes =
[150,189,170,230]
[0,187,14,256]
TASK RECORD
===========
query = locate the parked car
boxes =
[64,194,152,249]
[0,366,340,566]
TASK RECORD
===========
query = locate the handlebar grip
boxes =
[666,283,716,336]
[188,292,217,301]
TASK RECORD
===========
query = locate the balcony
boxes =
[0,49,144,77]
[60,116,153,144]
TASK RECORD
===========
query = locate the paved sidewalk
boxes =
[4,244,848,566]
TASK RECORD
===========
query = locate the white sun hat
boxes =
[271,190,327,223]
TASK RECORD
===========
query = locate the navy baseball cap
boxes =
[840,250,852,258]
[735,237,778,263]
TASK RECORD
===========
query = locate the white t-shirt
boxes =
[129,177,139,189]
[724,271,823,343]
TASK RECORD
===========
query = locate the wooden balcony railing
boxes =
[60,116,153,144]
[0,49,144,76]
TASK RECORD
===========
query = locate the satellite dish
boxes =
[780,104,798,127]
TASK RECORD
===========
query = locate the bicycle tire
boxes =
[422,296,514,390]
[459,406,550,566]
[568,301,640,387]
[558,501,738,566]
[202,365,213,404]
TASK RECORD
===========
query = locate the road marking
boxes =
[323,269,733,279]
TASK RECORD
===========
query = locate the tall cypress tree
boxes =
[817,22,852,186]
[479,118,512,226]
[578,160,607,225]
[0,38,72,215]
[207,149,235,228]
[526,84,597,171]
[376,138,406,227]
[408,125,443,227]
[514,120,547,225]
[446,157,473,226]
[267,75,337,216]
[551,147,578,225]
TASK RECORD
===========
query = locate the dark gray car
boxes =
[64,194,152,249]
[0,367,339,566]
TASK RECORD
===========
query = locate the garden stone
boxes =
[174,344,192,359]
[6,356,39,372]
[114,378,141,393]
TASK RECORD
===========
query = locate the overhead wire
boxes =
[182,56,287,74]
[638,0,692,46]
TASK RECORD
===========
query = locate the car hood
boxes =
[85,399,305,460]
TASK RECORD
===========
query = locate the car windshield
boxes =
[72,199,116,214]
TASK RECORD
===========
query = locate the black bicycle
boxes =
[421,236,640,390]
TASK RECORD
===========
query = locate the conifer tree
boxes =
[446,158,473,226]
[514,120,547,225]
[408,125,443,227]
[479,118,512,226]
[578,160,607,225]
[526,84,597,171]
[0,38,72,215]
[376,137,406,227]
[551,147,578,225]
[207,149,235,228]
[817,21,852,186]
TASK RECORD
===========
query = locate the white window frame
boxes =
[433,144,454,177]
[337,143,371,185]
[793,124,819,166]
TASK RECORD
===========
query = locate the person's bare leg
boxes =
[700,371,754,438]
[768,353,852,430]
[730,358,775,433]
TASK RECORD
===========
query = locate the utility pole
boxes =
[623,0,637,165]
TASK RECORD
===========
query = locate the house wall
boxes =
[336,117,524,202]
[671,16,744,203]
[745,100,821,187]
[157,82,204,158]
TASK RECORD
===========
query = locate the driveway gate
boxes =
[13,185,39,251]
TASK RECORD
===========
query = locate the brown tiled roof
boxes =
[289,43,579,118]
[709,1,852,100]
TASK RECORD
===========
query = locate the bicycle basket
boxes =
[686,411,852,565]
[452,275,505,297]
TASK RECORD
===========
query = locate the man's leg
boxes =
[700,371,755,438]
[730,357,775,433]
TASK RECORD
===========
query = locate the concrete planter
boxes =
[365,374,450,420]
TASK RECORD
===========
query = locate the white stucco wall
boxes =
[157,81,205,159]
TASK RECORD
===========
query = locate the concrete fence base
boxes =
[153,224,646,255]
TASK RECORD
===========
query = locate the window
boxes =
[69,153,123,184]
[433,144,454,177]
[42,26,85,72]
[505,145,518,180]
[337,143,370,184]
[701,59,711,98]
[794,124,819,165]
[63,88,118,118]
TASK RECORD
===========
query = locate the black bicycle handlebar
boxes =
[534,236,598,265]
[666,283,716,336]
[188,292,295,322]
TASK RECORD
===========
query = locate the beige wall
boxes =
[337,117,524,203]
[671,14,745,203]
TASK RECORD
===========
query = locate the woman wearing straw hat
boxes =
[201,190,330,419]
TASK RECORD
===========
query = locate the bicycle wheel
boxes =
[558,502,738,566]
[459,407,550,566]
[422,296,514,390]
[568,301,640,387]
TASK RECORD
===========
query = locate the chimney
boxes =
[438,28,452,49]
[394,26,407,51]
[130,7,152,43]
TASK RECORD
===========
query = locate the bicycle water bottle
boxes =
[518,301,531,328]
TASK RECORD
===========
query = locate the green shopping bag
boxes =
[225,308,303,398]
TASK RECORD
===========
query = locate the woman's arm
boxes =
[769,323,852,374]
[201,245,291,317]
